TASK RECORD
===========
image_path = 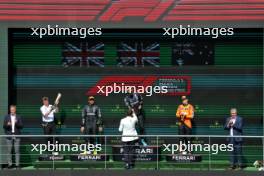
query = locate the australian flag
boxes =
[117,42,160,67]
[62,42,104,67]
[172,42,214,66]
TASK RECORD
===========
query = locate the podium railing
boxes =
[0,135,263,170]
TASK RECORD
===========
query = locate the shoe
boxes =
[141,139,148,147]
[125,163,130,170]
[182,151,187,155]
[52,152,59,156]
[80,150,92,155]
[130,163,135,169]
[15,166,21,170]
[227,165,236,170]
[235,166,243,171]
[80,150,87,155]
[7,165,13,169]
[93,149,97,155]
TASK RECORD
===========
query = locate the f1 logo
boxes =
[99,0,174,22]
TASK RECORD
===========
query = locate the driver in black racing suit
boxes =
[124,89,147,146]
[81,96,103,146]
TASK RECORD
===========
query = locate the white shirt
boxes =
[119,113,138,142]
[10,114,16,133]
[230,117,236,136]
[40,105,56,122]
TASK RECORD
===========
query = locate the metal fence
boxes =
[0,135,263,171]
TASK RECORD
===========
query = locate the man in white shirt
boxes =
[119,109,139,169]
[40,97,58,144]
[3,105,23,169]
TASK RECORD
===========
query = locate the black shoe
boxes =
[7,165,13,169]
[130,164,135,169]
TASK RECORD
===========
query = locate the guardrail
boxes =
[0,135,263,171]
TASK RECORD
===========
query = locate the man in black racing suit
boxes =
[124,89,147,146]
[81,96,103,145]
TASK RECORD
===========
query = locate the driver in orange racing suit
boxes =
[176,96,194,154]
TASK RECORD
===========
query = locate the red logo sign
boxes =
[0,0,263,21]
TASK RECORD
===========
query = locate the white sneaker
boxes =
[52,152,59,156]
[182,151,187,155]
[80,150,91,155]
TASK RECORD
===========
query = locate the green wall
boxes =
[13,44,61,66]
[12,42,263,66]
[215,43,263,65]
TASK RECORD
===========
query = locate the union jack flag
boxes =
[62,42,104,67]
[117,42,160,67]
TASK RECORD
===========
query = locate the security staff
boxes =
[40,97,58,144]
[176,96,194,154]
[81,96,103,145]
[124,89,147,146]
[119,109,138,169]
[3,105,23,169]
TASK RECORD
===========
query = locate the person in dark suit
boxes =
[224,108,243,170]
[3,105,23,169]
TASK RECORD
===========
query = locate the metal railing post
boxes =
[156,135,159,170]
[105,135,107,169]
[209,136,211,171]
[53,135,55,170]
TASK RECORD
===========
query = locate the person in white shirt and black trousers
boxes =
[40,97,58,144]
[119,109,139,169]
[3,105,23,169]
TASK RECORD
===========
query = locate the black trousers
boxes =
[178,124,192,144]
[123,140,137,166]
[136,110,146,141]
[137,114,145,135]
[42,121,55,144]
[84,121,97,144]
